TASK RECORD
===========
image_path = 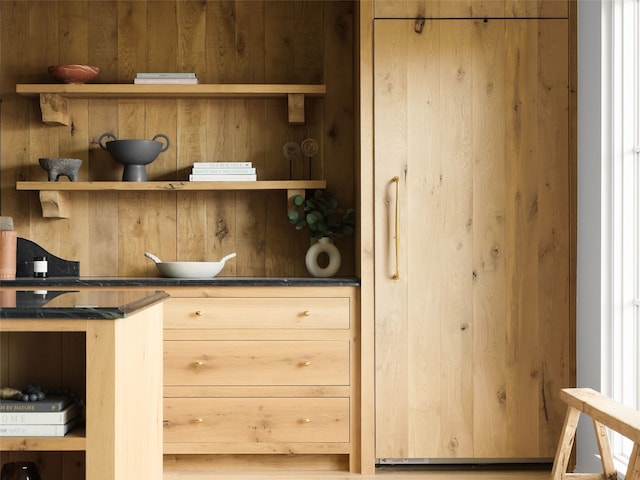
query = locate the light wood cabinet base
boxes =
[163,453,349,472]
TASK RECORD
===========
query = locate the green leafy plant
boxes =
[287,190,355,240]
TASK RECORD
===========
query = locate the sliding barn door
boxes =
[374,18,571,461]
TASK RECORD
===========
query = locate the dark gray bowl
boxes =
[98,133,170,181]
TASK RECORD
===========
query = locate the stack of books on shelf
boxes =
[0,396,81,437]
[134,72,198,84]
[189,162,257,182]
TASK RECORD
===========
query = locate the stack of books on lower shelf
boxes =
[0,396,81,437]
[189,162,257,182]
[134,72,198,84]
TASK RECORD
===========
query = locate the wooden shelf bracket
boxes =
[40,93,70,126]
[39,190,70,218]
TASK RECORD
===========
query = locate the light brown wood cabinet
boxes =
[372,0,568,19]
[160,285,361,473]
[359,0,575,465]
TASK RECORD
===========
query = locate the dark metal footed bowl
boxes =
[99,133,170,181]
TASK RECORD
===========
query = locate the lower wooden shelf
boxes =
[16,180,326,218]
[0,426,86,451]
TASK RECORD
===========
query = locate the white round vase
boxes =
[305,237,341,277]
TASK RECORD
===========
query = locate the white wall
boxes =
[576,0,606,473]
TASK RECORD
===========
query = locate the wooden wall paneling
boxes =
[206,0,237,83]
[7,332,62,390]
[177,193,209,262]
[292,1,324,85]
[57,0,89,65]
[26,2,61,252]
[205,191,237,273]
[147,1,178,73]
[265,2,296,84]
[87,188,120,276]
[323,1,356,277]
[146,100,179,181]
[88,1,118,83]
[88,97,120,275]
[470,19,509,458]
[117,191,147,274]
[235,191,268,276]
[116,101,147,275]
[235,1,266,83]
[536,18,571,456]
[177,0,207,75]
[265,191,298,277]
[143,191,178,276]
[373,0,568,19]
[175,188,207,263]
[87,0,118,274]
[117,1,147,82]
[59,103,90,271]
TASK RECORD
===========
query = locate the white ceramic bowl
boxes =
[145,252,236,278]
[155,261,225,278]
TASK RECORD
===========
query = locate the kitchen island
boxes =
[0,289,167,480]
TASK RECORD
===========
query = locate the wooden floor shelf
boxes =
[16,180,326,218]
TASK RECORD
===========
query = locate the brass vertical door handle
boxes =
[392,176,400,280]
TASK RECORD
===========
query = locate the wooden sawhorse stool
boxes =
[551,388,640,480]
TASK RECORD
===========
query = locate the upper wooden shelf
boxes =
[17,180,326,218]
[16,83,326,125]
[16,83,326,98]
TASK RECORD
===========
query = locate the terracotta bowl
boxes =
[48,64,100,84]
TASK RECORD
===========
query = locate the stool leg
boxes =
[550,406,581,480]
[592,419,617,479]
[625,443,640,480]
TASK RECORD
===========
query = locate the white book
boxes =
[0,403,80,425]
[0,416,79,437]
[136,72,196,78]
[189,174,257,182]
[134,78,198,84]
[192,162,252,168]
[190,167,256,175]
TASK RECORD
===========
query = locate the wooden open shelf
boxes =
[16,180,326,218]
[16,83,326,125]
[0,425,86,451]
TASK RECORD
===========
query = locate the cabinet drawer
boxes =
[164,397,349,443]
[164,297,350,329]
[164,340,349,386]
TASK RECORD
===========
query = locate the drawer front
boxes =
[164,297,350,329]
[164,397,349,443]
[164,340,349,386]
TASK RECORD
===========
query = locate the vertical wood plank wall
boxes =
[0,1,356,278]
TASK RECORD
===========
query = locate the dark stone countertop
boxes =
[0,289,169,319]
[0,276,360,288]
